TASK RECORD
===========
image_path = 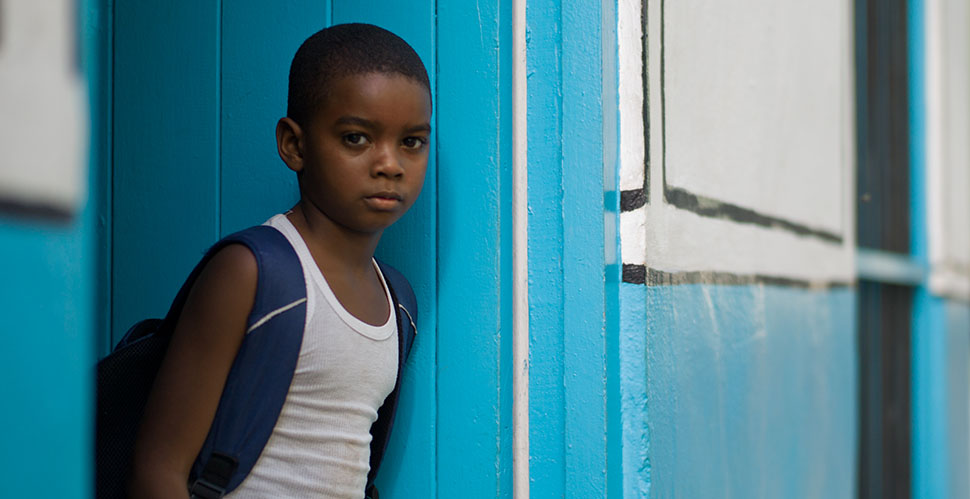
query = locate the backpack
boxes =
[95,225,418,499]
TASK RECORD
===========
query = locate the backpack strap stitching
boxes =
[246,297,308,333]
[397,303,417,336]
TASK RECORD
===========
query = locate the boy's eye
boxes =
[402,136,428,150]
[343,133,368,146]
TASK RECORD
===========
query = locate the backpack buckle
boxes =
[188,477,225,499]
[189,452,238,499]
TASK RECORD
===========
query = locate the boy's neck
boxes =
[287,203,383,275]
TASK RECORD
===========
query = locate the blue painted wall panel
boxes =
[603,0,623,492]
[561,0,608,496]
[913,290,946,499]
[112,1,221,342]
[89,0,113,357]
[903,0,957,496]
[526,1,614,495]
[620,282,650,497]
[644,285,856,498]
[0,219,94,498]
[913,294,970,499]
[945,301,970,499]
[436,0,513,496]
[526,0,567,493]
[219,1,329,235]
[619,283,651,498]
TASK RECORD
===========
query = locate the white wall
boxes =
[927,0,970,300]
[0,0,86,217]
[664,1,846,234]
[620,0,855,284]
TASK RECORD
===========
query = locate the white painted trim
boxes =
[925,0,944,273]
[840,0,858,256]
[512,0,530,495]
[617,0,645,192]
[857,249,927,287]
[929,265,970,301]
[632,202,852,284]
[924,0,970,301]
[620,209,646,266]
[922,0,970,302]
[645,0,664,207]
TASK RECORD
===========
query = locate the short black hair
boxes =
[287,23,431,127]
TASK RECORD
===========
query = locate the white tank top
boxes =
[226,214,398,498]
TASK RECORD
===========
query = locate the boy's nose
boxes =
[371,144,405,178]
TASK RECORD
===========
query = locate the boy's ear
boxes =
[276,117,305,173]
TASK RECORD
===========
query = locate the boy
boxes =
[129,24,431,498]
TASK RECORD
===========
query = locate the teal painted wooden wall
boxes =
[0,212,95,499]
[526,0,617,496]
[105,1,519,496]
[105,1,619,496]
[97,2,970,498]
[435,0,515,496]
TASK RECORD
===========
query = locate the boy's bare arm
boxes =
[128,244,258,498]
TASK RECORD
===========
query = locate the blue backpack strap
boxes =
[378,261,418,359]
[366,261,418,487]
[185,225,307,494]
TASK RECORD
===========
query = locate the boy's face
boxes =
[289,72,431,235]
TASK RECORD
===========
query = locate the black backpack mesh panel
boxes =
[95,319,168,499]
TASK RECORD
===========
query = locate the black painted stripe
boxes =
[620,189,647,211]
[622,263,852,288]
[0,198,74,224]
[663,187,843,243]
[641,0,650,205]
[659,0,666,192]
[622,263,647,284]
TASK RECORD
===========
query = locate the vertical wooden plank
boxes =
[112,1,220,340]
[526,0,566,493]
[0,222,94,499]
[220,1,330,235]
[561,0,608,497]
[331,2,438,497]
[436,0,513,497]
[907,0,949,494]
[89,0,113,357]
[602,0,625,495]
[526,2,611,496]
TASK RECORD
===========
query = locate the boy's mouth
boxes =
[365,191,403,210]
